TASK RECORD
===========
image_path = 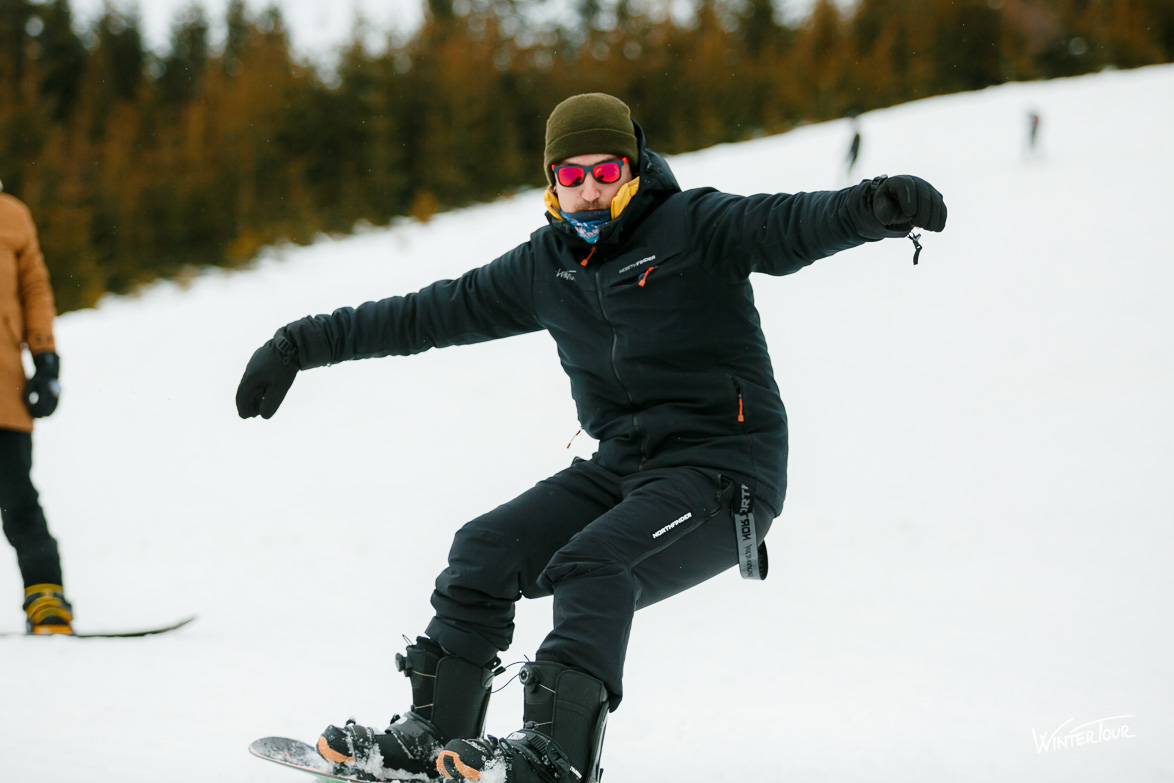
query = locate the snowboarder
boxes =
[846,112,862,178]
[1028,109,1042,156]
[236,93,947,783]
[0,182,71,635]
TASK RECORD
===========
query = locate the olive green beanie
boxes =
[544,93,639,186]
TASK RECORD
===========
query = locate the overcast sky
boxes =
[69,0,428,60]
[66,0,820,64]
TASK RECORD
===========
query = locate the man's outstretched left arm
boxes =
[692,175,947,282]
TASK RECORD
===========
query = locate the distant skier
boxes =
[0,182,71,635]
[846,113,862,177]
[236,93,947,783]
[1028,110,1042,155]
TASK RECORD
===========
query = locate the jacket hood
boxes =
[545,120,681,249]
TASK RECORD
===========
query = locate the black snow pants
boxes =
[0,429,62,588]
[426,458,775,709]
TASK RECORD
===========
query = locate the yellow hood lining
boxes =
[545,177,641,223]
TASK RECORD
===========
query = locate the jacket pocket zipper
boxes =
[731,377,745,426]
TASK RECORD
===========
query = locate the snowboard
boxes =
[0,614,196,638]
[249,736,424,783]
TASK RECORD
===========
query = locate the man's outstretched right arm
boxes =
[236,245,539,419]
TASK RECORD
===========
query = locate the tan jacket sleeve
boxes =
[15,202,57,355]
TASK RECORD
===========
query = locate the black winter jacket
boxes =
[286,124,908,514]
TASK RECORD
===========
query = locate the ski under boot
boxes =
[24,584,73,635]
[318,637,497,781]
[437,661,609,783]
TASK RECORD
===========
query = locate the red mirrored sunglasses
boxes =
[551,158,628,188]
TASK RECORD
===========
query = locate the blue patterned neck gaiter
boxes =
[562,209,613,244]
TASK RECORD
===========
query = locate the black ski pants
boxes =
[426,458,775,709]
[0,429,62,588]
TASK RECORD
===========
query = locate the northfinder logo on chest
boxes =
[617,255,656,275]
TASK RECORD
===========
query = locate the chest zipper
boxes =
[637,266,656,287]
[595,266,648,470]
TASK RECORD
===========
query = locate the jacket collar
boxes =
[544,177,641,223]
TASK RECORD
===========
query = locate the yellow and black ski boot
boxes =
[24,584,74,635]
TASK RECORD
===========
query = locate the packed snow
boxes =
[2,65,1172,783]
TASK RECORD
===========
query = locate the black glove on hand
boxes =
[236,330,299,419]
[25,351,61,418]
[872,175,947,231]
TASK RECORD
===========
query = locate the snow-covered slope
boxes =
[3,65,1172,783]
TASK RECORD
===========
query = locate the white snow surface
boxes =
[3,65,1173,783]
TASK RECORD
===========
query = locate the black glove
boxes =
[872,175,947,231]
[236,330,300,419]
[25,352,60,418]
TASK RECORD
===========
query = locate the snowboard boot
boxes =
[437,661,609,783]
[318,637,497,781]
[23,584,73,635]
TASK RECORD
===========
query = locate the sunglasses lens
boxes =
[554,159,625,187]
[593,161,623,184]
[556,167,585,188]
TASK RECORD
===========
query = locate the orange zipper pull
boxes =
[638,266,656,287]
[737,395,744,423]
[580,247,596,267]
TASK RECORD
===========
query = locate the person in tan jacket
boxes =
[0,183,71,635]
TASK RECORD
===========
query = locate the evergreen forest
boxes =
[1,0,1171,311]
